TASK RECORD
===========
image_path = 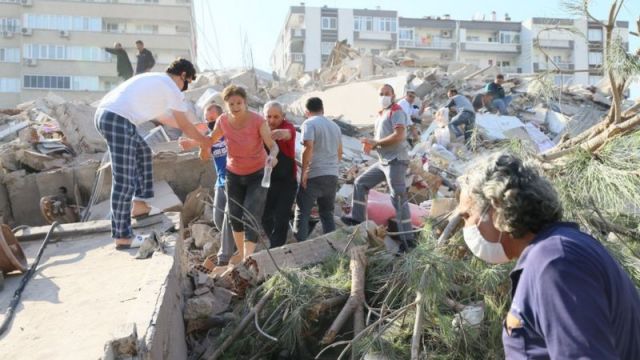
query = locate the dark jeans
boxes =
[225,169,267,243]
[293,175,338,241]
[449,110,476,141]
[262,179,297,248]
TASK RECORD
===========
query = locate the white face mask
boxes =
[380,95,392,109]
[462,209,509,264]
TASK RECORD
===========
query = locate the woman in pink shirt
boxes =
[207,85,278,261]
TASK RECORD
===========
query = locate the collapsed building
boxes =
[0,40,638,359]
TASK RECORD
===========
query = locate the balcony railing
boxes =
[462,41,520,53]
[399,38,453,50]
[534,62,575,71]
[534,38,573,49]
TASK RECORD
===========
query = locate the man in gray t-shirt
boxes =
[293,97,343,241]
[443,88,476,142]
[342,84,414,250]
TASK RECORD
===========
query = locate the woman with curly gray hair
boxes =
[457,152,640,360]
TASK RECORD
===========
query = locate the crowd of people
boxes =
[94,60,639,359]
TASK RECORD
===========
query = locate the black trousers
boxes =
[262,179,297,248]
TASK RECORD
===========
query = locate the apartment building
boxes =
[0,0,195,108]
[271,5,397,79]
[521,17,629,86]
[272,5,631,88]
[397,14,521,73]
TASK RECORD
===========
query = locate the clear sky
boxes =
[192,0,639,72]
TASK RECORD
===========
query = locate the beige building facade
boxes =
[0,0,195,107]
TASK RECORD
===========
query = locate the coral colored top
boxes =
[218,111,267,176]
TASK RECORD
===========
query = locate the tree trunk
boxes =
[321,245,368,345]
[411,270,430,360]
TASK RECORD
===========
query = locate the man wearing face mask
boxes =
[342,84,414,251]
[456,152,640,360]
[95,58,212,250]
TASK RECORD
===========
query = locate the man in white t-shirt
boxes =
[397,87,423,146]
[94,58,211,249]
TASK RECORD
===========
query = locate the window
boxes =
[0,18,20,33]
[354,16,373,31]
[466,36,480,42]
[23,14,101,31]
[552,55,562,64]
[588,28,603,42]
[24,44,111,61]
[500,31,520,44]
[0,48,20,62]
[23,75,99,90]
[0,78,20,93]
[73,76,99,91]
[292,53,303,62]
[135,24,159,34]
[588,51,603,65]
[321,42,333,55]
[375,17,395,32]
[105,23,120,33]
[24,75,71,90]
[321,17,337,30]
[399,28,413,40]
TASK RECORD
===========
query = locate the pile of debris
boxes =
[0,36,637,358]
[176,49,639,358]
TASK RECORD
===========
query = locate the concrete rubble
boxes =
[0,39,636,359]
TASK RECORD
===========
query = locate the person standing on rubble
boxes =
[342,84,414,250]
[179,103,237,268]
[397,87,423,146]
[293,97,342,242]
[485,74,512,115]
[261,101,297,248]
[104,42,133,81]
[95,58,211,250]
[135,40,155,75]
[456,152,640,359]
[205,85,279,260]
[444,89,476,143]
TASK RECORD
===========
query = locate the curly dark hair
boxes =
[166,58,196,81]
[459,152,563,238]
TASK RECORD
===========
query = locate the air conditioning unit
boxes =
[21,27,33,36]
[1,31,14,39]
[441,30,452,38]
[59,30,70,38]
[24,59,37,67]
[21,0,33,6]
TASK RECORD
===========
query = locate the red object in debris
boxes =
[365,190,427,227]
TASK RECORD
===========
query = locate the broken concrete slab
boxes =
[546,110,570,134]
[52,102,106,154]
[0,213,187,360]
[183,286,234,321]
[234,224,370,283]
[475,114,526,141]
[87,180,183,221]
